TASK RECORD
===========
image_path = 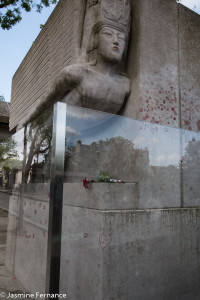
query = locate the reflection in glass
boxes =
[0,108,53,295]
[1,103,200,297]
[64,105,182,209]
[0,132,23,193]
[182,130,200,206]
[24,108,53,184]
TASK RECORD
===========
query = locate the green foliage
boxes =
[0,137,21,182]
[0,137,18,163]
[97,171,111,182]
[0,94,5,101]
[0,0,58,29]
[23,108,53,182]
[1,158,22,175]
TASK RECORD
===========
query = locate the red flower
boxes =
[82,178,89,189]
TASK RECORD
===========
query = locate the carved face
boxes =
[97,26,126,64]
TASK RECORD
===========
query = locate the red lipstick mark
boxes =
[99,234,112,249]
[25,234,31,239]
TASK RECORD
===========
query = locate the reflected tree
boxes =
[18,108,53,232]
[183,140,200,170]
[23,109,53,183]
[0,137,21,187]
[65,136,141,182]
[182,139,200,200]
[0,137,18,163]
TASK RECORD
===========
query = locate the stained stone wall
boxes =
[122,0,200,131]
[179,5,200,131]
[123,0,179,126]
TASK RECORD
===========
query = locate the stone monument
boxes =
[5,0,200,299]
[17,0,131,129]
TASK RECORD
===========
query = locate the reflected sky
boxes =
[66,105,200,167]
[9,105,200,169]
[11,128,24,161]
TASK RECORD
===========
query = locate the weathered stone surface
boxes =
[10,0,83,131]
[179,5,200,132]
[122,0,180,127]
[60,206,200,300]
[10,0,200,132]
[63,183,139,210]
[122,0,200,133]
[63,175,181,210]
[0,265,25,295]
[5,191,49,294]
[5,183,200,298]
[14,0,132,131]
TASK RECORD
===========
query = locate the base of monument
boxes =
[60,205,200,300]
[5,187,200,299]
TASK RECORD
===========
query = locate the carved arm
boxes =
[17,65,80,130]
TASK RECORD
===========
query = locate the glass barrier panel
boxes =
[63,105,182,209]
[60,105,184,299]
[182,129,200,207]
[1,104,200,298]
[0,108,53,296]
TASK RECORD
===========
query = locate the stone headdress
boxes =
[81,0,131,63]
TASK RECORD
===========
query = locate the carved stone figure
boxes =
[18,0,131,129]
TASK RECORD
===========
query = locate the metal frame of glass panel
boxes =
[45,102,67,295]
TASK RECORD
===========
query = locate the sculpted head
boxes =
[98,26,126,64]
[92,25,127,65]
[82,0,131,68]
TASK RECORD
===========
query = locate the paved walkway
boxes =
[0,205,26,299]
[0,265,25,297]
[0,190,12,212]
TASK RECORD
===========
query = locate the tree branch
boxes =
[0,0,18,9]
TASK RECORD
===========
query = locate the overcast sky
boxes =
[0,0,199,103]
[178,0,200,12]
